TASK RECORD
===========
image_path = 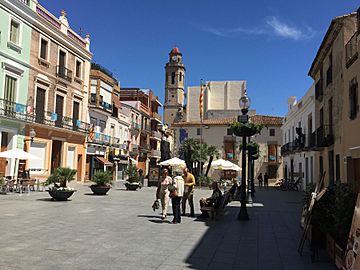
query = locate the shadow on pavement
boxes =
[36,198,71,202]
[184,189,336,270]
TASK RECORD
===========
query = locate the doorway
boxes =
[72,101,80,130]
[0,132,9,176]
[51,140,62,173]
[77,154,83,181]
[55,95,64,128]
[35,88,46,124]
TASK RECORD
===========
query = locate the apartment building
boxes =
[0,0,33,177]
[281,85,316,189]
[309,12,357,186]
[120,88,162,178]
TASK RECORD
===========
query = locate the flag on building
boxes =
[199,82,204,119]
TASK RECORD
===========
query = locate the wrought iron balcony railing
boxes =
[0,98,89,133]
[316,125,334,147]
[56,66,73,82]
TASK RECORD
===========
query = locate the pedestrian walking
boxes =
[258,173,263,187]
[170,172,184,224]
[156,168,172,220]
[264,172,269,189]
[182,168,195,217]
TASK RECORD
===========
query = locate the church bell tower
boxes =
[163,47,185,128]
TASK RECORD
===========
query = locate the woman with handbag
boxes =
[156,168,172,220]
[170,172,184,224]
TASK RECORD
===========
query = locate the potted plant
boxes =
[125,164,140,191]
[45,167,77,201]
[231,122,263,137]
[90,171,112,195]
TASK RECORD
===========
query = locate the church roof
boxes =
[170,47,181,54]
[172,115,284,127]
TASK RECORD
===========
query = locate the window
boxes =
[227,128,233,136]
[4,75,17,103]
[349,77,358,120]
[196,128,202,135]
[99,120,106,132]
[40,38,48,60]
[75,60,82,78]
[90,117,97,127]
[335,154,340,182]
[269,128,275,136]
[326,52,333,86]
[9,20,20,44]
[179,72,182,82]
[171,72,175,84]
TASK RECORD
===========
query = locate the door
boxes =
[328,150,334,185]
[77,154,82,181]
[35,88,46,123]
[305,158,309,185]
[55,95,64,127]
[0,132,8,176]
[51,140,62,173]
[4,75,16,116]
[72,101,80,130]
[58,50,66,78]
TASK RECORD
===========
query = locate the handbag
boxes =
[152,200,159,211]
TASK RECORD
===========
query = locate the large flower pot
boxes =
[90,185,111,195]
[125,182,140,191]
[48,189,75,201]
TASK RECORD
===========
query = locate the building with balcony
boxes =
[120,88,161,179]
[308,11,358,186]
[342,9,360,188]
[281,85,316,189]
[0,0,34,178]
[172,115,283,182]
[0,1,92,180]
[86,64,129,180]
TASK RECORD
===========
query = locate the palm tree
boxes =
[178,138,197,173]
[46,167,77,188]
[205,145,219,177]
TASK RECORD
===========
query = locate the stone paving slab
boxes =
[0,183,336,270]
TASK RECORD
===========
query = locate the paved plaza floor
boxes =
[0,183,336,270]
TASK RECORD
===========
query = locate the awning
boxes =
[349,146,360,159]
[95,156,113,166]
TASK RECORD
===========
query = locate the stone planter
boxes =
[125,182,140,191]
[90,185,111,195]
[48,189,75,201]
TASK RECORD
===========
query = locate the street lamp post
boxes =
[238,94,250,221]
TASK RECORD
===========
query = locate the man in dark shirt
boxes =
[199,182,222,217]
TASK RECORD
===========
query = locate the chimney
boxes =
[287,96,297,111]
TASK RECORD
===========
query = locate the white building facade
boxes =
[281,84,316,190]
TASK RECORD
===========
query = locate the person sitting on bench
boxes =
[199,182,222,218]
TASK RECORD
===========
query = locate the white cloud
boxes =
[198,16,315,41]
[265,16,315,40]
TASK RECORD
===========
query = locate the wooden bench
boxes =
[200,192,230,220]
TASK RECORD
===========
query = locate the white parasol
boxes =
[0,148,40,180]
[159,157,186,168]
[210,159,241,171]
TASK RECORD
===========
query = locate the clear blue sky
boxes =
[44,0,359,116]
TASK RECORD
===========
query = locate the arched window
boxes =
[171,72,176,84]
[179,72,182,82]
